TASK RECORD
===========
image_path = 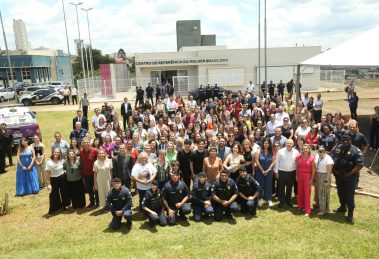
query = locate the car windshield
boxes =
[0,113,34,126]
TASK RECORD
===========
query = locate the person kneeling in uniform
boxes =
[141,180,167,227]
[191,172,214,222]
[211,170,239,221]
[236,166,261,216]
[162,171,191,225]
[105,178,133,230]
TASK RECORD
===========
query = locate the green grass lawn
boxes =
[1,111,379,258]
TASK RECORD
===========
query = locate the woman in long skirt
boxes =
[16,137,39,196]
[93,149,113,209]
[65,149,85,209]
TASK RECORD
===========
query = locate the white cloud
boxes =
[0,0,378,54]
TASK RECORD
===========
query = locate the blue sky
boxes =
[0,0,378,55]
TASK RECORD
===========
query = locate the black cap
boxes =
[113,178,121,183]
[151,180,158,186]
[239,166,247,172]
[341,134,352,140]
[198,172,206,177]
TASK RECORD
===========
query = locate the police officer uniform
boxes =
[211,174,239,221]
[191,172,214,222]
[141,180,167,226]
[0,127,6,173]
[331,134,364,222]
[146,84,154,105]
[198,85,205,103]
[212,83,220,99]
[135,86,144,107]
[162,173,191,225]
[205,84,212,100]
[105,178,133,229]
[236,167,261,216]
[155,84,161,103]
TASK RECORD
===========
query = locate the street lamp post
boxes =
[81,7,95,89]
[70,1,87,90]
[0,11,15,88]
[258,0,261,93]
[61,0,74,86]
[264,0,267,92]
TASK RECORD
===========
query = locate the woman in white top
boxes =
[295,119,311,140]
[147,120,160,140]
[93,149,113,209]
[135,122,148,142]
[166,96,178,116]
[45,148,70,215]
[101,123,117,142]
[223,143,244,182]
[314,146,334,215]
[131,152,157,209]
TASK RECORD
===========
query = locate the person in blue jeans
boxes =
[106,178,133,229]
[254,138,275,207]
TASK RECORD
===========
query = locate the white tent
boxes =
[301,25,379,66]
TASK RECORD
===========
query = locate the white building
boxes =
[135,45,321,93]
[13,19,31,50]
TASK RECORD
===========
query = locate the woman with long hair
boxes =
[16,137,39,196]
[255,138,275,207]
[112,121,124,138]
[101,135,115,158]
[30,134,47,189]
[45,148,69,215]
[305,124,319,150]
[91,138,101,150]
[69,137,81,157]
[203,146,223,183]
[296,144,315,216]
[65,149,85,209]
[126,117,137,132]
[93,149,113,209]
[241,139,255,176]
[223,143,244,181]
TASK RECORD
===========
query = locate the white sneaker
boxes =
[258,199,263,207]
[268,201,273,207]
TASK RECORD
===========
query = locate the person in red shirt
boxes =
[80,137,99,207]
[232,97,242,120]
[305,124,319,150]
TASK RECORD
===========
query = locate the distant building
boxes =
[176,20,216,51]
[13,19,31,50]
[0,49,72,85]
[74,39,83,55]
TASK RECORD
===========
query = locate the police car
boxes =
[0,107,42,145]
[19,88,64,106]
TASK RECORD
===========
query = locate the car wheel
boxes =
[51,98,60,105]
[22,99,32,106]
[0,96,4,102]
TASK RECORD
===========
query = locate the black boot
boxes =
[333,205,347,213]
[346,208,354,223]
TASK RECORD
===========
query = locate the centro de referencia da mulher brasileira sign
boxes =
[135,58,229,67]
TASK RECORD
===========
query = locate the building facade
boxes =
[135,45,321,93]
[176,20,216,51]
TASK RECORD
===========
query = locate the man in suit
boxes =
[72,110,88,131]
[112,144,133,189]
[121,97,132,130]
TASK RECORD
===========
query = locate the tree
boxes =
[72,47,114,81]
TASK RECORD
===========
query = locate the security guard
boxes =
[236,166,261,216]
[162,171,191,225]
[0,123,6,174]
[205,83,212,100]
[211,170,239,221]
[135,86,144,108]
[212,83,220,99]
[191,172,214,222]
[141,180,167,227]
[198,84,205,103]
[331,134,364,223]
[146,83,154,105]
[105,178,133,229]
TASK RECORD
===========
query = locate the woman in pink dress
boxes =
[296,144,316,216]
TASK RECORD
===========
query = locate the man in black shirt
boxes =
[162,171,191,225]
[177,139,193,188]
[146,83,154,105]
[236,166,261,216]
[211,170,239,221]
[141,180,167,227]
[190,139,209,180]
[277,80,285,101]
[191,172,214,222]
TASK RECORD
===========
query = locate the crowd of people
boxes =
[2,78,377,230]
